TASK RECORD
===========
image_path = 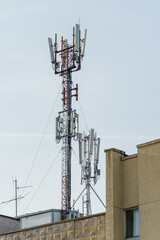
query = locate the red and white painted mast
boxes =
[48,24,87,219]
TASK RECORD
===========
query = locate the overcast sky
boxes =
[0,0,160,217]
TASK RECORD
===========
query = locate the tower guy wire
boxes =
[72,82,89,132]
[23,148,61,214]
[21,84,62,198]
[78,100,89,131]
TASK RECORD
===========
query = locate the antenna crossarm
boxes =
[55,45,73,54]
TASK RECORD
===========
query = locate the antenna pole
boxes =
[1,179,32,216]
[67,70,72,210]
[61,69,72,213]
[13,179,32,216]
[14,178,18,217]
[82,195,84,215]
[86,179,92,215]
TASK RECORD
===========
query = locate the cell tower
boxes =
[48,24,101,219]
[48,24,87,219]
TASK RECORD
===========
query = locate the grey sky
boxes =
[0,0,160,216]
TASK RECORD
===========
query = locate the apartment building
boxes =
[105,138,160,240]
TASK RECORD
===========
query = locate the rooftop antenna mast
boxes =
[48,24,87,220]
[13,178,32,216]
[78,130,101,215]
[0,178,32,216]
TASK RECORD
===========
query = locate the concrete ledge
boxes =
[125,237,139,240]
[137,138,160,149]
[0,212,106,236]
[104,148,126,156]
[122,154,138,161]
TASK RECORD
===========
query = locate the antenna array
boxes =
[79,129,100,215]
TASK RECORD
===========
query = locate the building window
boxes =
[125,208,139,238]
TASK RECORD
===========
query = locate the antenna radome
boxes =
[48,37,55,63]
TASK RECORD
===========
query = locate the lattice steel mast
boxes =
[48,24,87,219]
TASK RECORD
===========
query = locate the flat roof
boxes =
[122,153,138,161]
[16,208,79,219]
[16,208,61,219]
[104,148,126,155]
[0,214,19,221]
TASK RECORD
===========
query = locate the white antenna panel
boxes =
[48,37,55,63]
[84,136,87,159]
[56,117,59,139]
[75,114,79,135]
[55,117,60,143]
[63,39,68,48]
[82,132,87,167]
[73,114,79,140]
[94,136,100,162]
[81,29,87,57]
[75,24,80,52]
[78,133,82,164]
[96,138,100,162]
[70,112,73,135]
[82,156,87,167]
[89,129,94,155]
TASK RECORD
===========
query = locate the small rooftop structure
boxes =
[17,208,81,229]
[0,214,20,234]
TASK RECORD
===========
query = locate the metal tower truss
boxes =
[48,24,87,220]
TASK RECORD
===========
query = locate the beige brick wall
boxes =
[137,139,160,240]
[105,138,160,240]
[105,148,126,240]
[122,154,138,209]
[0,213,106,240]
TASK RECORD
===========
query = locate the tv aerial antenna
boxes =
[0,178,32,216]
